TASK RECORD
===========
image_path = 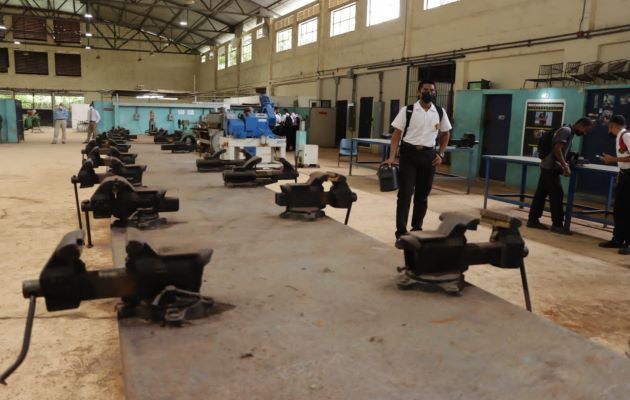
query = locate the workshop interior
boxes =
[0,0,629,399]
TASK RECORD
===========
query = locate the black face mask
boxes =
[420,92,435,103]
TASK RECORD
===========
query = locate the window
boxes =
[425,0,459,10]
[330,3,356,37]
[241,34,252,63]
[12,15,47,41]
[276,28,292,53]
[217,46,226,70]
[53,19,81,43]
[298,18,318,47]
[227,43,238,67]
[0,48,8,73]
[14,51,49,75]
[367,0,400,26]
[256,27,265,39]
[201,54,207,63]
[55,53,81,76]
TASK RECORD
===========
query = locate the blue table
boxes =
[348,138,474,194]
[482,155,618,230]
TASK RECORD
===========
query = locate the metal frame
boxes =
[0,0,286,53]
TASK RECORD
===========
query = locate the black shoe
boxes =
[599,239,624,248]
[526,220,547,230]
[395,238,404,250]
[618,245,630,255]
[410,228,423,232]
[550,226,572,235]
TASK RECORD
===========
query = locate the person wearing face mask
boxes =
[52,103,68,144]
[85,102,101,143]
[382,80,452,249]
[527,117,593,234]
[599,115,630,254]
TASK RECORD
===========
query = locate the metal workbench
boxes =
[113,144,630,400]
[482,155,618,230]
[348,138,474,194]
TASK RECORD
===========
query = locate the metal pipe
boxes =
[0,296,37,385]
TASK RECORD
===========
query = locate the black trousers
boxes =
[529,168,564,227]
[613,170,630,243]
[396,143,435,237]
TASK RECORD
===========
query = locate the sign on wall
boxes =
[521,100,565,156]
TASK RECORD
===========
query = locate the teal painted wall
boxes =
[0,100,19,143]
[451,87,588,189]
[93,102,213,134]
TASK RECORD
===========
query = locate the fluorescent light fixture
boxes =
[14,41,20,45]
[161,97,179,101]
[0,25,7,30]
[179,21,188,26]
[136,94,165,99]
[85,45,91,49]
[85,13,93,18]
[85,32,93,37]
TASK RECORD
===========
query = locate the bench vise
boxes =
[0,230,214,385]
[82,140,137,164]
[275,172,358,224]
[161,142,196,153]
[397,210,531,311]
[196,149,253,173]
[80,176,179,246]
[222,156,299,187]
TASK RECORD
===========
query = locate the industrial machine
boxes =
[196,149,254,172]
[0,230,215,385]
[275,172,357,224]
[396,210,532,311]
[80,176,179,246]
[222,156,298,187]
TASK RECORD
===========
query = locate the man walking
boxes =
[599,115,630,254]
[85,102,101,143]
[382,80,452,249]
[52,103,68,144]
[149,110,155,131]
[527,118,593,234]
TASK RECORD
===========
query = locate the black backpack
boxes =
[537,130,555,160]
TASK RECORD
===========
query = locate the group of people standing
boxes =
[51,101,101,144]
[274,108,301,151]
[383,80,629,257]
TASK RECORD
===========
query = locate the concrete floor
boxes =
[0,128,629,399]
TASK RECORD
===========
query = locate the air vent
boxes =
[329,0,352,9]
[297,4,320,22]
[274,15,294,31]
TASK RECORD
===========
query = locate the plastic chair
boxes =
[338,138,358,167]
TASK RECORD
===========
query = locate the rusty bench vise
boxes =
[0,230,215,385]
[222,156,299,187]
[397,210,532,311]
[82,140,137,164]
[275,172,358,224]
[161,141,196,153]
[70,159,147,230]
[80,176,179,246]
[86,146,138,168]
[196,149,253,173]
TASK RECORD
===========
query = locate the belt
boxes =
[401,141,433,151]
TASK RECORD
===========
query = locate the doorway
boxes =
[480,94,513,181]
[335,100,348,146]
[358,97,373,139]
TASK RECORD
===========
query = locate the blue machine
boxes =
[225,95,278,139]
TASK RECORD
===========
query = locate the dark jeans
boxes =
[529,168,564,227]
[613,170,630,243]
[396,143,436,237]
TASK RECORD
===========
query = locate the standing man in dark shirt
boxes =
[527,117,593,234]
[599,115,630,254]
[382,80,452,248]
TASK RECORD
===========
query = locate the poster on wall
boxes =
[177,109,185,115]
[187,110,195,115]
[521,100,565,156]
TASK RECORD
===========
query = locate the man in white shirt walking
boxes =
[382,80,452,249]
[85,102,101,143]
[600,115,630,254]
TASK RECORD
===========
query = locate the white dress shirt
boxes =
[617,129,630,170]
[391,102,452,147]
[88,107,101,123]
